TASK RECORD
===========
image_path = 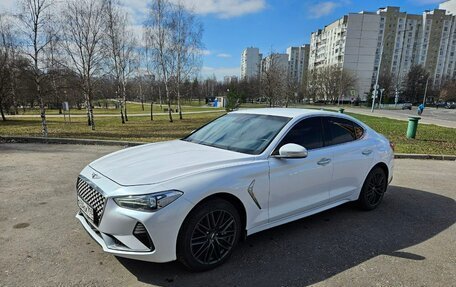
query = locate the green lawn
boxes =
[1,109,455,155]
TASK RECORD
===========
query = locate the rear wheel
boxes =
[177,199,241,271]
[357,167,387,210]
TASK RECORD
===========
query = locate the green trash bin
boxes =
[407,116,421,139]
[339,108,345,113]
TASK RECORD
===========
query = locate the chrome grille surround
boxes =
[76,176,106,226]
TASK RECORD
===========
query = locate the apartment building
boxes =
[261,53,289,75]
[309,3,456,100]
[223,75,239,84]
[240,47,262,80]
[287,45,310,85]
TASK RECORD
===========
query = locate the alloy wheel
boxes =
[190,210,237,265]
[365,171,386,206]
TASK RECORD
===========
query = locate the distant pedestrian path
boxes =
[6,110,225,118]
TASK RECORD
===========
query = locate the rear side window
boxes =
[275,117,324,152]
[323,117,362,146]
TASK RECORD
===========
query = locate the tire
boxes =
[177,198,241,271]
[357,166,387,210]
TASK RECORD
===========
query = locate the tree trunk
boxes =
[86,98,91,126]
[120,101,125,124]
[88,102,95,131]
[124,100,128,121]
[0,101,6,121]
[150,101,153,121]
[39,97,48,137]
[37,78,48,137]
[178,89,183,120]
[164,83,173,122]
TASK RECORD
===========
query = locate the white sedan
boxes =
[75,108,394,271]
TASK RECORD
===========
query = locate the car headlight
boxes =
[113,190,183,212]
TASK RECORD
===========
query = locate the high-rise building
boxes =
[240,47,262,80]
[261,53,289,75]
[223,75,238,84]
[286,45,310,85]
[309,4,456,100]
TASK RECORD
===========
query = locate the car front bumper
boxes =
[76,194,195,263]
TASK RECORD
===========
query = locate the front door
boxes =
[268,117,332,222]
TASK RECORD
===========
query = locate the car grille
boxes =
[76,177,106,226]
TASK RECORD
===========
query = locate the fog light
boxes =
[133,222,154,251]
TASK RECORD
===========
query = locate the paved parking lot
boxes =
[0,143,455,287]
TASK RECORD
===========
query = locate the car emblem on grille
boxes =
[92,172,100,179]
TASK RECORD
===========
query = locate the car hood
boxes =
[89,140,254,186]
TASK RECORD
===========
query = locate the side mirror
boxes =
[276,143,308,159]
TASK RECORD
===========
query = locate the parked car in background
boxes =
[435,102,447,108]
[75,109,394,271]
[401,103,412,110]
[446,102,456,109]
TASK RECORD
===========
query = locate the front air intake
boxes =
[133,222,155,251]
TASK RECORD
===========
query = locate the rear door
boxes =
[322,117,374,201]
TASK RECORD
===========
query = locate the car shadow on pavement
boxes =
[117,186,456,287]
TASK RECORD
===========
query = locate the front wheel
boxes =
[357,167,387,210]
[177,198,241,271]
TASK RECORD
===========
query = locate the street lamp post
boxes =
[371,44,384,112]
[423,76,430,105]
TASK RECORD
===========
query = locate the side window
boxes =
[323,117,358,146]
[353,122,365,139]
[275,117,324,153]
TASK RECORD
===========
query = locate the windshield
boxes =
[182,113,291,155]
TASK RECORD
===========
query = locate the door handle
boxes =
[317,158,331,166]
[362,150,373,156]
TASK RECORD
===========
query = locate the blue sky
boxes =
[198,0,443,79]
[0,0,444,79]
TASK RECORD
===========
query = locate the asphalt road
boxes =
[331,106,456,128]
[0,143,455,287]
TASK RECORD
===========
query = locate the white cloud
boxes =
[170,0,266,18]
[0,0,16,13]
[118,0,266,21]
[308,1,341,19]
[217,53,231,58]
[198,49,212,55]
[200,66,239,80]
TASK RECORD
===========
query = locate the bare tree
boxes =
[61,0,106,130]
[402,64,430,103]
[440,79,456,102]
[308,65,357,103]
[285,78,299,107]
[337,68,357,104]
[171,1,203,120]
[145,0,176,122]
[18,0,54,136]
[105,0,137,124]
[0,15,14,121]
[43,20,64,113]
[260,53,287,107]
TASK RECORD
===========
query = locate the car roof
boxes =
[231,108,338,119]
